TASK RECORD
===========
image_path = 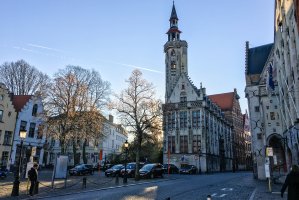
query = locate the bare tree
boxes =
[0,60,50,96]
[110,69,162,180]
[45,65,110,165]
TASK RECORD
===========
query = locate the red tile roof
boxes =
[208,92,234,111]
[12,95,32,112]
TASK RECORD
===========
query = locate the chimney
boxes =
[109,115,114,123]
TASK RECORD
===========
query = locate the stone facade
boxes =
[163,4,233,173]
[0,83,17,169]
[274,0,299,168]
[246,0,299,180]
[209,89,247,171]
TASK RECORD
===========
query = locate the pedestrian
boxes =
[281,164,299,200]
[28,163,39,196]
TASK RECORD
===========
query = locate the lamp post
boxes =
[198,149,201,174]
[123,140,129,184]
[11,129,27,196]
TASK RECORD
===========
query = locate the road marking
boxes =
[249,188,257,200]
[221,188,233,191]
[272,191,287,194]
[210,193,227,198]
[211,193,218,197]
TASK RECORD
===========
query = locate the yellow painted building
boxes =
[0,83,17,169]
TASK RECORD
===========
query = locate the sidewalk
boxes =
[252,180,287,200]
[0,170,171,199]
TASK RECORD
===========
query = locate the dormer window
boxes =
[32,104,38,116]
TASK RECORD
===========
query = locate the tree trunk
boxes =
[135,132,142,181]
[72,140,80,166]
[82,139,87,164]
[135,144,140,181]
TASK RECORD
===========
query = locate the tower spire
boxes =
[170,1,178,20]
[167,2,181,41]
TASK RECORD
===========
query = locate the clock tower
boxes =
[164,2,188,102]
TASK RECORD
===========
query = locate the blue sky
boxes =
[0,0,274,113]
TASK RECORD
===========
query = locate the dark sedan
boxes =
[120,162,144,178]
[105,164,124,177]
[179,165,197,174]
[69,164,93,176]
[139,163,164,179]
[163,164,179,174]
[0,168,8,179]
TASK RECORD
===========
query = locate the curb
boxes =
[23,178,177,199]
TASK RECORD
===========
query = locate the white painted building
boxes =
[163,4,233,173]
[10,95,46,169]
[46,114,127,166]
[100,115,128,163]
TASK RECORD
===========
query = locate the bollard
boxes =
[115,174,119,184]
[82,177,87,189]
[207,195,212,200]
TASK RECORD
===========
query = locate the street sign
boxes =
[273,155,277,165]
[31,147,37,156]
[265,164,270,178]
[266,147,273,157]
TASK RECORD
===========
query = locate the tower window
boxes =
[171,61,176,69]
[171,50,176,56]
[181,84,185,90]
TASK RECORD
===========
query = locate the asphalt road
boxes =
[31,172,282,200]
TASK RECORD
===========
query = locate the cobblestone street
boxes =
[0,171,288,200]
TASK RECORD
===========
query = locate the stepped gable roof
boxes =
[247,43,273,75]
[12,95,32,112]
[208,92,234,111]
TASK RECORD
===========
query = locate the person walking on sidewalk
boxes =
[281,164,299,200]
[28,163,39,196]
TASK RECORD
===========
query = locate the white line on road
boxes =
[249,188,257,200]
[221,188,233,191]
[219,194,227,197]
[211,193,218,197]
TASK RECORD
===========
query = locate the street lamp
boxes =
[123,140,129,184]
[198,149,201,174]
[11,129,27,196]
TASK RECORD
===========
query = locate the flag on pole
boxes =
[267,63,275,91]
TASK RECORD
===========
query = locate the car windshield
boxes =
[127,163,136,169]
[75,165,84,169]
[112,165,123,169]
[184,165,192,169]
[141,164,154,171]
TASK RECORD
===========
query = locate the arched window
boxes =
[171,50,176,56]
[32,104,38,116]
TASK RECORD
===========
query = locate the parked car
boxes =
[0,168,8,179]
[163,164,179,174]
[69,164,94,176]
[120,162,144,178]
[100,164,113,171]
[139,163,164,179]
[105,164,124,177]
[179,165,197,174]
